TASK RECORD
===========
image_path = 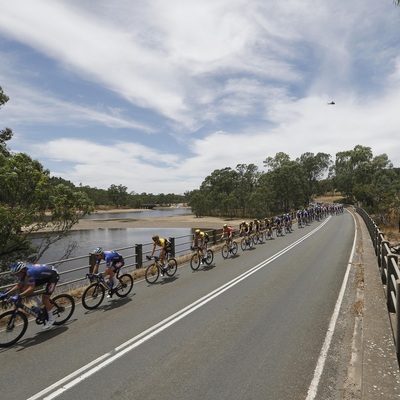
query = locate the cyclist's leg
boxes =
[42,272,59,328]
[159,248,166,266]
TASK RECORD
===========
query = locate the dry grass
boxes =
[354,299,364,317]
[380,224,400,245]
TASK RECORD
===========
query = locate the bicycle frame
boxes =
[3,299,48,324]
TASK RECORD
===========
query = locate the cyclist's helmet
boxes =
[92,246,103,255]
[195,229,200,234]
[10,261,27,274]
[152,234,159,241]
[223,224,227,228]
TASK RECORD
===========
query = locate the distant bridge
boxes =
[140,203,155,209]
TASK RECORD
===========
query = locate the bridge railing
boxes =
[355,206,400,359]
[0,226,233,292]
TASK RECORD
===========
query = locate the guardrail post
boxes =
[387,255,397,313]
[396,279,400,361]
[212,229,217,245]
[381,240,390,284]
[135,244,142,269]
[169,237,176,257]
[89,253,96,273]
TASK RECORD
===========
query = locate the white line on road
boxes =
[28,218,331,400]
[305,213,357,400]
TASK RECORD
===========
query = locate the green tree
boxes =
[0,153,94,269]
[0,86,12,157]
[200,167,238,215]
[0,87,94,270]
[297,152,331,204]
[107,184,128,208]
[263,152,305,211]
[330,145,399,213]
[234,164,260,217]
[188,190,208,217]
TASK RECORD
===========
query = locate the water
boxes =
[34,208,196,284]
[82,207,191,220]
[37,227,193,264]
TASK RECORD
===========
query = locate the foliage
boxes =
[107,184,128,208]
[0,152,94,270]
[0,87,94,270]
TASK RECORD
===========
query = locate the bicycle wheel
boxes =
[52,294,75,325]
[249,236,254,249]
[240,238,247,251]
[82,283,105,310]
[231,241,238,255]
[145,263,160,284]
[221,244,229,259]
[0,310,28,347]
[257,233,264,243]
[204,249,214,265]
[115,274,134,298]
[166,258,177,277]
[190,253,201,270]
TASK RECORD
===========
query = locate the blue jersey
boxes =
[19,264,58,285]
[96,250,124,267]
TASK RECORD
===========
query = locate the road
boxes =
[0,211,357,400]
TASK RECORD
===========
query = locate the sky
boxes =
[0,0,399,195]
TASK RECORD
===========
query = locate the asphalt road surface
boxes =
[0,211,357,400]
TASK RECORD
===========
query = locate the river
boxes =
[35,208,194,276]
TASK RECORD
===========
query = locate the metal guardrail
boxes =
[0,226,232,292]
[355,206,400,360]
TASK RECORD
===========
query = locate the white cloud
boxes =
[1,0,400,194]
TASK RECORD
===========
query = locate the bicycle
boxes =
[145,255,177,284]
[252,230,264,245]
[0,293,75,347]
[240,233,254,251]
[275,224,284,237]
[82,270,134,310]
[221,238,238,259]
[264,227,274,240]
[190,246,214,270]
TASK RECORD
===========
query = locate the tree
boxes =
[200,167,238,215]
[0,153,94,269]
[187,190,208,217]
[0,86,12,157]
[0,87,94,270]
[297,152,331,204]
[107,184,128,208]
[263,153,306,211]
[330,145,399,213]
[234,164,260,217]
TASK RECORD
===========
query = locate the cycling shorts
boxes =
[35,270,60,295]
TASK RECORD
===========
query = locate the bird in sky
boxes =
[327,101,335,105]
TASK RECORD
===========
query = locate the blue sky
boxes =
[0,0,399,194]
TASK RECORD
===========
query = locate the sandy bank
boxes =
[71,212,244,231]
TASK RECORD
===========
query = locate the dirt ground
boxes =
[71,211,244,231]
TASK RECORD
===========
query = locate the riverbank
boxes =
[71,212,244,231]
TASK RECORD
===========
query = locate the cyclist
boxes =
[221,224,235,244]
[148,234,171,271]
[239,221,248,236]
[264,217,273,238]
[0,261,59,330]
[91,247,125,289]
[191,229,207,263]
